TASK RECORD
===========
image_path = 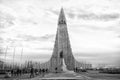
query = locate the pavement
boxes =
[40,73,92,79]
[26,72,93,80]
[0,72,93,80]
[1,71,120,80]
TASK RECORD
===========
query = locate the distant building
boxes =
[75,61,92,69]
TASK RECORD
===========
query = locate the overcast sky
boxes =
[0,0,120,67]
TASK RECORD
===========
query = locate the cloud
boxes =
[0,0,120,67]
[0,10,15,29]
[0,51,52,63]
[0,37,4,45]
[19,18,38,25]
[0,48,4,54]
[17,34,55,42]
[0,31,6,34]
[0,37,3,41]
[47,9,59,16]
[67,12,75,19]
[48,7,120,22]
[75,53,120,66]
[77,13,120,21]
[75,52,120,58]
[37,47,53,51]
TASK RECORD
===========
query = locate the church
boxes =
[39,8,92,73]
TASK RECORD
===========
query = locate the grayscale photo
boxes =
[0,0,120,80]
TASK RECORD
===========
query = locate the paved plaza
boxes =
[0,71,120,80]
[20,72,93,80]
[24,73,120,80]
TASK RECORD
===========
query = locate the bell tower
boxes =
[49,8,75,72]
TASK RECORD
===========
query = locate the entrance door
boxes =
[60,51,63,58]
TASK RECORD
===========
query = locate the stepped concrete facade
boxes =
[49,8,75,72]
[38,8,92,73]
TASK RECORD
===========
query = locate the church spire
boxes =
[58,8,66,25]
[50,8,75,72]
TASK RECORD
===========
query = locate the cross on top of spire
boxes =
[58,8,66,25]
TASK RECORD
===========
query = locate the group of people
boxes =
[74,67,87,73]
[4,67,49,78]
[30,67,48,78]
[4,68,22,78]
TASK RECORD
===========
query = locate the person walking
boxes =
[30,67,34,78]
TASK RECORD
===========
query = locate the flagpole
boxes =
[20,48,23,68]
[3,46,8,70]
[13,47,16,69]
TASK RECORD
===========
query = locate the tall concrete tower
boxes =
[49,8,75,72]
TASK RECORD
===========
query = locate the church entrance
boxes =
[60,51,63,58]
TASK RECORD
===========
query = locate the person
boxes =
[39,69,41,75]
[14,69,17,76]
[46,68,48,73]
[30,67,34,78]
[4,71,11,78]
[19,69,22,76]
[16,68,19,76]
[11,69,14,76]
[76,67,78,73]
[55,67,57,73]
[41,69,45,77]
[35,69,38,75]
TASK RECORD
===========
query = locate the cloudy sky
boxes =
[0,0,120,67]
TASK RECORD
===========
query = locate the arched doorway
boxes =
[60,51,63,58]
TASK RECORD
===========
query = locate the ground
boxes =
[0,71,120,80]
